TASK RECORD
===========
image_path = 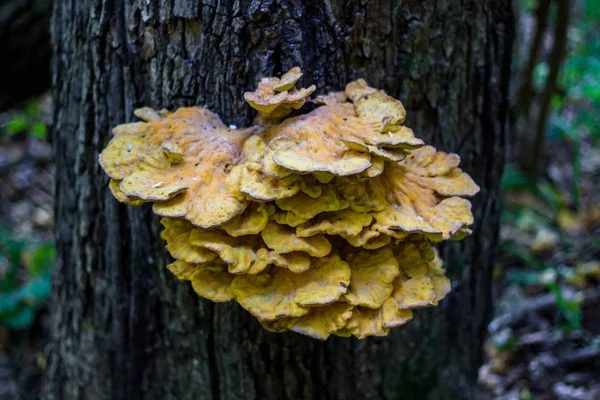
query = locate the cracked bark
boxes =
[44,1,513,399]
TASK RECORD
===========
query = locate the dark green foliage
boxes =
[0,225,54,330]
[1,99,47,139]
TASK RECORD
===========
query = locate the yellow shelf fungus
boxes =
[99,68,480,340]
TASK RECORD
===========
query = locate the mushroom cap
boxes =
[232,255,351,321]
[312,91,348,106]
[220,203,272,237]
[274,67,304,92]
[343,247,400,308]
[261,222,332,257]
[190,267,236,302]
[244,67,316,120]
[98,133,147,180]
[257,102,424,178]
[99,107,255,228]
[167,261,234,302]
[276,185,350,220]
[275,252,312,273]
[366,146,480,240]
[362,156,385,178]
[295,209,373,238]
[236,165,301,201]
[334,307,411,339]
[272,210,311,227]
[345,79,408,133]
[332,239,447,339]
[290,302,354,340]
[108,179,144,206]
[188,228,290,275]
[390,240,451,310]
[345,228,392,250]
[163,217,325,276]
[160,219,217,264]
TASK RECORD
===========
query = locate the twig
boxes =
[488,287,600,334]
[0,151,53,173]
[489,292,556,334]
[518,330,563,346]
[560,346,600,367]
[530,0,570,177]
[516,0,551,119]
[520,0,571,176]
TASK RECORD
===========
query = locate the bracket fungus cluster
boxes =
[99,67,480,340]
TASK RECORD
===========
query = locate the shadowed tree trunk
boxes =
[44,1,513,399]
[0,0,52,111]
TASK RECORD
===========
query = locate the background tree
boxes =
[0,0,51,111]
[43,1,513,399]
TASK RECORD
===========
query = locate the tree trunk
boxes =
[44,1,513,399]
[0,0,51,111]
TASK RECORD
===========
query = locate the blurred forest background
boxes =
[0,0,598,399]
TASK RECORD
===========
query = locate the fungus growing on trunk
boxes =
[99,68,479,339]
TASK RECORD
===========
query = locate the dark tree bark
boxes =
[519,0,570,177]
[44,1,513,400]
[0,0,52,111]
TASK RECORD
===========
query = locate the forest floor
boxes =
[0,96,53,400]
[478,137,600,399]
[0,99,599,400]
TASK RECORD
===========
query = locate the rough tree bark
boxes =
[0,0,52,111]
[44,1,513,399]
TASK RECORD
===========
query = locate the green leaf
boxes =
[533,62,549,90]
[520,0,535,12]
[31,122,47,139]
[501,241,548,269]
[550,116,582,209]
[2,306,35,330]
[28,243,55,275]
[507,269,554,285]
[585,0,600,20]
[502,166,535,191]
[0,235,25,292]
[24,99,41,117]
[496,337,519,352]
[549,283,582,331]
[20,276,51,303]
[0,225,54,330]
[536,181,564,210]
[0,291,20,314]
[520,395,536,400]
[3,115,27,136]
[515,209,551,232]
